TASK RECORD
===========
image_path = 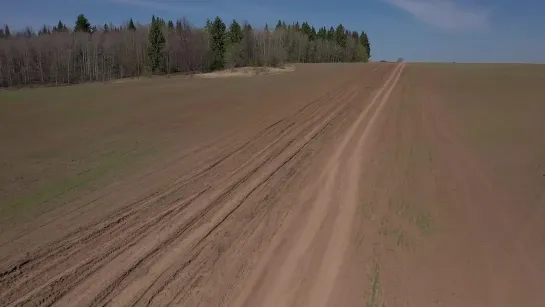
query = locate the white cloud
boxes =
[384,0,490,30]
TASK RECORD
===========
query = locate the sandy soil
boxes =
[197,66,295,78]
[1,62,544,306]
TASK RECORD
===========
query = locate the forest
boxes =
[0,14,371,88]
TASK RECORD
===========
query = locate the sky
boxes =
[1,0,544,63]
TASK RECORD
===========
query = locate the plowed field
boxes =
[1,63,544,306]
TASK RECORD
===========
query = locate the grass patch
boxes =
[392,228,406,247]
[413,212,435,236]
[366,262,381,307]
[0,147,154,221]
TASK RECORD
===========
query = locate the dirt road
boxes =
[1,62,544,306]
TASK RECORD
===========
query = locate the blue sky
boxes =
[1,0,544,63]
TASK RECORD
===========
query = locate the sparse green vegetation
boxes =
[413,212,435,236]
[366,262,381,307]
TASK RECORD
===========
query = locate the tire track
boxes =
[232,63,405,307]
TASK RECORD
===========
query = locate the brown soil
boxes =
[1,62,544,307]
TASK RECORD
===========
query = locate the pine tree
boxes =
[103,23,109,32]
[128,18,136,31]
[74,14,91,33]
[275,20,283,30]
[147,15,166,74]
[167,20,174,29]
[228,20,243,44]
[210,16,227,71]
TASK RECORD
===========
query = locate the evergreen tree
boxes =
[53,20,67,32]
[147,15,166,73]
[128,18,136,31]
[301,22,311,36]
[205,18,213,33]
[264,23,269,33]
[275,20,283,30]
[74,14,91,33]
[351,31,359,40]
[155,17,166,28]
[335,24,346,47]
[327,26,335,41]
[210,16,227,70]
[242,22,255,65]
[38,25,50,36]
[228,20,243,44]
[167,20,174,29]
[317,27,327,40]
[360,31,370,58]
[175,20,182,32]
[103,23,109,32]
[4,24,11,37]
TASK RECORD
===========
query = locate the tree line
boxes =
[0,14,371,88]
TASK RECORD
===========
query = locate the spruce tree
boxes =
[53,20,67,32]
[128,18,136,31]
[310,26,317,40]
[335,24,346,48]
[175,20,182,32]
[39,25,50,36]
[167,20,174,29]
[327,27,335,41]
[205,18,213,33]
[351,31,359,40]
[360,31,370,59]
[210,16,227,71]
[147,15,166,74]
[301,22,310,36]
[74,14,91,33]
[275,20,283,30]
[317,27,327,40]
[228,20,243,44]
